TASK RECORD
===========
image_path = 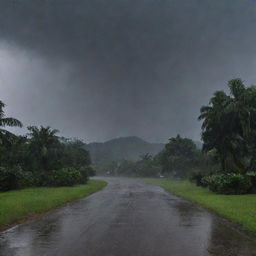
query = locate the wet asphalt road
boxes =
[1,178,256,256]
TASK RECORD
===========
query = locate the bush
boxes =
[246,172,256,193]
[51,168,82,186]
[189,171,207,187]
[79,166,90,183]
[88,166,96,176]
[0,166,25,191]
[202,173,252,194]
[134,163,160,177]
[83,166,96,177]
[18,171,38,188]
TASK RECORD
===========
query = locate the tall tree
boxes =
[27,126,62,172]
[160,135,198,177]
[61,138,91,169]
[199,79,256,173]
[198,90,231,172]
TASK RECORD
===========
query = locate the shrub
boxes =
[51,168,82,186]
[246,172,256,193]
[18,171,38,188]
[81,166,96,177]
[135,164,160,177]
[88,166,96,177]
[189,171,207,187]
[32,172,48,187]
[79,166,90,183]
[202,173,252,194]
[0,166,24,191]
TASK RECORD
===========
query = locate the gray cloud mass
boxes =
[0,0,256,142]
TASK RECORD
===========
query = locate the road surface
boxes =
[0,177,256,256]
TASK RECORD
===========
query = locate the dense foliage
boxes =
[199,79,256,173]
[159,135,201,178]
[0,166,24,191]
[0,100,94,191]
[202,174,252,194]
[50,168,83,187]
[197,79,256,194]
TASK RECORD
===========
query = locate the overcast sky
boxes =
[1,0,256,143]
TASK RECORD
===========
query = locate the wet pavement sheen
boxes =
[0,177,256,256]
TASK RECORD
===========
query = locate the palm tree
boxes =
[199,90,231,172]
[199,79,256,173]
[0,100,22,145]
[228,79,256,171]
[27,126,61,171]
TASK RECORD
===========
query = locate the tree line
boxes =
[2,78,256,194]
[96,135,208,178]
[0,100,94,191]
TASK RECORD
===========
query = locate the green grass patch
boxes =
[142,178,256,234]
[0,180,107,230]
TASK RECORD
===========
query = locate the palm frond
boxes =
[0,117,23,127]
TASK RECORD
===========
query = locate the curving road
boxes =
[0,177,256,256]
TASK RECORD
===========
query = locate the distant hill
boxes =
[86,136,164,165]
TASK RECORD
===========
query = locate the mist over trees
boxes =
[87,136,164,164]
[96,135,205,178]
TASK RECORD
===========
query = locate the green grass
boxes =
[0,180,107,230]
[142,178,256,234]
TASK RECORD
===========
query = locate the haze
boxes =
[1,0,256,143]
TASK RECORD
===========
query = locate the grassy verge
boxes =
[142,178,256,234]
[0,180,107,230]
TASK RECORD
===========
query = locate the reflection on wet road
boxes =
[0,178,256,256]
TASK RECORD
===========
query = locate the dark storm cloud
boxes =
[0,0,256,142]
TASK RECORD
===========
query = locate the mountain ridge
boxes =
[86,136,164,164]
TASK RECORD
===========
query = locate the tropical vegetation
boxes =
[0,100,95,191]
[196,79,256,194]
